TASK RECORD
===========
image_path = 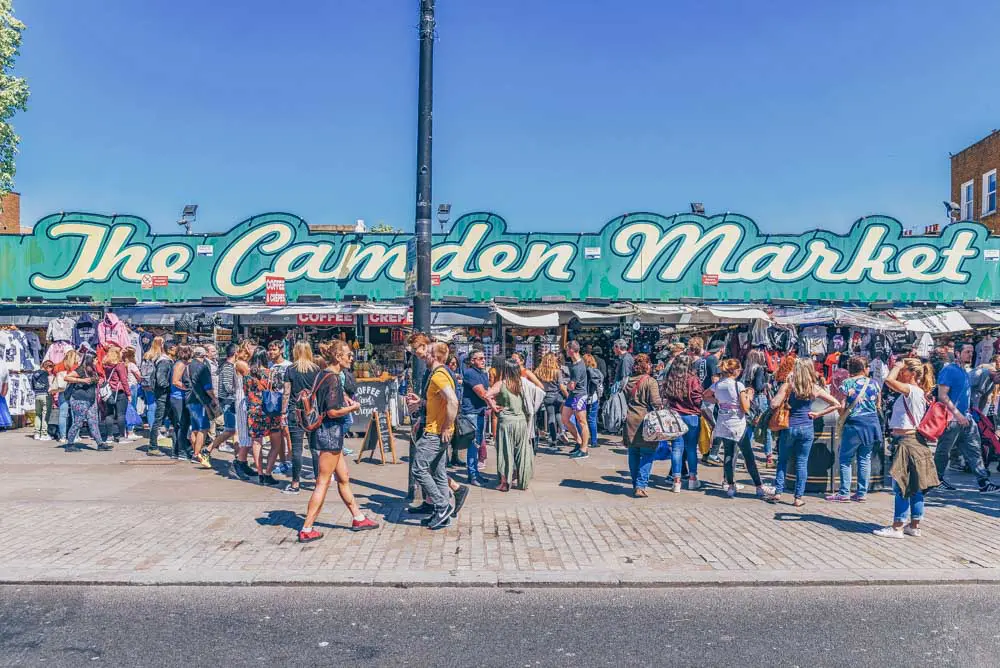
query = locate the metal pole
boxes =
[413,0,435,335]
[408,0,435,504]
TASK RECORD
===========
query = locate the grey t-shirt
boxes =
[616,353,634,383]
[568,359,588,400]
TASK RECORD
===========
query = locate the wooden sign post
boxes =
[356,409,398,464]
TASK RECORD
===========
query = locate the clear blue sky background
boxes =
[10,0,998,235]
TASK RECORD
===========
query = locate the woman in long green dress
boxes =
[487,358,534,491]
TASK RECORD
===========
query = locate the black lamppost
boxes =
[413,0,435,334]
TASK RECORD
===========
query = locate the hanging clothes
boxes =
[750,319,770,347]
[74,314,99,348]
[42,341,73,366]
[977,335,997,367]
[0,330,24,370]
[47,316,76,343]
[97,312,131,350]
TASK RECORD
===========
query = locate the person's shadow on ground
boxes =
[773,511,880,533]
[559,478,632,496]
[256,509,338,531]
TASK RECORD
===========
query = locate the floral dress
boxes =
[244,368,281,439]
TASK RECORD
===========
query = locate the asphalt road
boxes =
[1,584,998,667]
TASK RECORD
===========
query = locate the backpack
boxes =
[30,370,50,393]
[296,371,335,432]
[139,358,156,391]
[153,358,172,393]
[600,387,627,434]
[587,366,605,400]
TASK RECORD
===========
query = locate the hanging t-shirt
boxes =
[47,317,75,343]
[800,326,828,356]
[977,336,997,368]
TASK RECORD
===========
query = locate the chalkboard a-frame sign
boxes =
[356,409,397,465]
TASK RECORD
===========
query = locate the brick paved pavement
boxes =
[2,429,1000,586]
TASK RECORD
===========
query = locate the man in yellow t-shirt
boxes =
[406,339,458,530]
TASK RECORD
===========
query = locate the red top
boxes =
[664,374,703,416]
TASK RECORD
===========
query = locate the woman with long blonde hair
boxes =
[144,337,173,456]
[873,357,940,538]
[536,353,563,444]
[281,341,322,495]
[53,349,80,443]
[768,357,841,506]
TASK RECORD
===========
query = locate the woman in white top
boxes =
[874,357,939,539]
[703,358,765,499]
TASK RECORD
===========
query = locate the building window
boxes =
[962,180,974,220]
[984,170,997,216]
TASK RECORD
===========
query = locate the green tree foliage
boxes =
[0,0,28,198]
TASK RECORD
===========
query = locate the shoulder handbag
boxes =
[261,368,284,417]
[768,388,790,432]
[640,376,689,442]
[902,393,948,445]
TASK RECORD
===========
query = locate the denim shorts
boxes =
[314,420,344,453]
[566,396,587,412]
[188,403,211,432]
[223,403,236,431]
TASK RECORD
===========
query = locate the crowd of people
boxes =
[9,323,1000,543]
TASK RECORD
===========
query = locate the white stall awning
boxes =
[892,310,971,334]
[495,307,560,328]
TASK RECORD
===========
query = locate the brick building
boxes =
[0,191,20,234]
[951,130,1000,233]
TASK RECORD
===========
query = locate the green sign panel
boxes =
[3,211,998,304]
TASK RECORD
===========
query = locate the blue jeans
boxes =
[58,392,69,440]
[754,394,773,456]
[465,412,486,480]
[893,480,925,523]
[671,415,701,481]
[133,387,156,429]
[628,447,655,489]
[776,424,814,498]
[838,415,881,497]
[587,401,599,446]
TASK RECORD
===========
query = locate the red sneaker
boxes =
[351,517,379,532]
[298,528,324,543]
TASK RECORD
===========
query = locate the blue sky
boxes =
[10,0,998,235]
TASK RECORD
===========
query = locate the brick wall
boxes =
[951,131,1000,233]
[0,192,20,234]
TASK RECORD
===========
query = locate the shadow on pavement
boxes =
[773,511,881,533]
[559,478,632,496]
[256,509,338,531]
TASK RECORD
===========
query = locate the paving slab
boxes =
[2,428,999,586]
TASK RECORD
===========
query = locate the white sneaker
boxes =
[903,526,921,537]
[37,435,52,441]
[218,443,235,454]
[687,478,702,491]
[672,480,681,493]
[726,484,736,498]
[873,526,904,539]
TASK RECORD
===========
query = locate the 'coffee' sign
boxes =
[296,313,355,326]
[264,275,286,306]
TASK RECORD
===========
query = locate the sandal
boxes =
[792,498,806,508]
[633,488,648,498]
[497,481,510,493]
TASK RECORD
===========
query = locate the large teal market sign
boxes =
[4,211,999,303]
